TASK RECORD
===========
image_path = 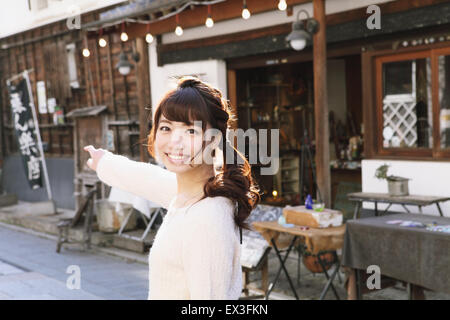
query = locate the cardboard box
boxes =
[283,205,343,228]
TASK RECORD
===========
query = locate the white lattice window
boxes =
[383,94,417,147]
[381,58,433,149]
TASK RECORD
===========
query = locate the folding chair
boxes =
[240,235,271,300]
[108,187,165,242]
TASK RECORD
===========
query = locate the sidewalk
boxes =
[0,222,149,299]
[0,260,101,300]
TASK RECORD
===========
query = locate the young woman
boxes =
[84,77,260,300]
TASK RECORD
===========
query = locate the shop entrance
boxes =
[228,54,363,218]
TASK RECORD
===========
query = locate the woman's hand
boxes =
[83,145,106,172]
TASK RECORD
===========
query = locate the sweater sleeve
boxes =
[181,198,238,300]
[96,151,177,209]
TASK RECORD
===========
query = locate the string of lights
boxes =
[84,1,290,54]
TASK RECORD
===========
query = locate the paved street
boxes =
[1,219,449,300]
[0,224,149,300]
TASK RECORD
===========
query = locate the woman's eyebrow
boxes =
[159,119,200,127]
[159,119,172,125]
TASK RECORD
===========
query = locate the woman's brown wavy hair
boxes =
[147,76,260,230]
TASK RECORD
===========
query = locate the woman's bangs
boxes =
[158,89,211,129]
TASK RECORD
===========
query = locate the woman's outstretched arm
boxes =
[84,145,177,209]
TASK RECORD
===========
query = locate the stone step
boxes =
[0,194,18,207]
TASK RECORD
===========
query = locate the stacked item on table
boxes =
[282,205,343,228]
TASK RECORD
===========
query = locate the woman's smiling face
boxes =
[154,115,207,173]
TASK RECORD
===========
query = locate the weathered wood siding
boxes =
[0,7,145,160]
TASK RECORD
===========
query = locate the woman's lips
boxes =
[165,153,190,164]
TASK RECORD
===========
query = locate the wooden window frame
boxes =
[431,46,450,158]
[364,43,450,160]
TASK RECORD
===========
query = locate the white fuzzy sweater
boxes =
[96,152,242,300]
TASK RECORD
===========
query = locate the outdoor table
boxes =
[252,221,346,300]
[341,213,450,299]
[347,192,450,219]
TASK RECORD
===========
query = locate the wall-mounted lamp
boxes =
[286,9,319,51]
[115,51,140,76]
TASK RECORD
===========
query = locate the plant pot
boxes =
[387,177,409,196]
[302,251,336,273]
[95,200,137,233]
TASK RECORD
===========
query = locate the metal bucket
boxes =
[387,177,409,196]
[95,200,137,233]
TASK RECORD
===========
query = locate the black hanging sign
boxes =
[7,79,42,189]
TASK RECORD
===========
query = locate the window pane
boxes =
[382,58,433,148]
[439,55,450,149]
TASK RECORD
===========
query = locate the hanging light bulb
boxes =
[98,38,107,47]
[145,24,153,43]
[146,32,154,43]
[120,31,128,42]
[82,48,90,57]
[82,35,90,57]
[205,16,214,28]
[98,29,107,47]
[242,0,251,19]
[175,14,183,36]
[175,25,183,36]
[120,22,128,42]
[278,0,287,11]
[205,5,214,28]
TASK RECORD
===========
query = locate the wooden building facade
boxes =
[1,0,450,214]
[0,2,149,209]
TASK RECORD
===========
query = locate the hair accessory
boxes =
[178,76,200,89]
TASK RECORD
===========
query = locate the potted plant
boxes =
[375,164,410,196]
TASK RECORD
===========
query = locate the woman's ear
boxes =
[202,129,223,166]
[204,128,223,150]
[210,133,222,151]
